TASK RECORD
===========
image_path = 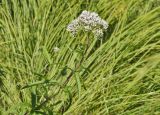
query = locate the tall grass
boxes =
[0,0,160,114]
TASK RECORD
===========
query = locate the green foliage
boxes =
[0,0,160,114]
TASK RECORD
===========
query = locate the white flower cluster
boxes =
[53,47,60,52]
[67,10,108,38]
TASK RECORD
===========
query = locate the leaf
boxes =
[0,68,5,76]
[21,80,59,89]
[31,91,37,109]
[61,66,67,76]
[33,110,45,115]
[47,109,54,115]
[43,46,52,64]
[75,73,82,98]
[61,86,72,113]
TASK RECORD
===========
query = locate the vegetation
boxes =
[0,0,160,114]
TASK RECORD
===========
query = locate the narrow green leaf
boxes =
[75,73,82,98]
[31,92,37,109]
[43,46,52,64]
[21,80,59,89]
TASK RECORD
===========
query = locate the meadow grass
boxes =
[0,0,160,114]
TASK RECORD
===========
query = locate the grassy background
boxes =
[0,0,160,114]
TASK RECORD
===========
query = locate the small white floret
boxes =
[53,47,60,52]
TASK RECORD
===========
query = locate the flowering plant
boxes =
[67,10,108,38]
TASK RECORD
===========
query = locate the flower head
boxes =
[67,10,108,38]
[53,47,60,52]
[92,29,104,38]
[67,19,80,36]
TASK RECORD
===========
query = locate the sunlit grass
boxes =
[0,0,160,114]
